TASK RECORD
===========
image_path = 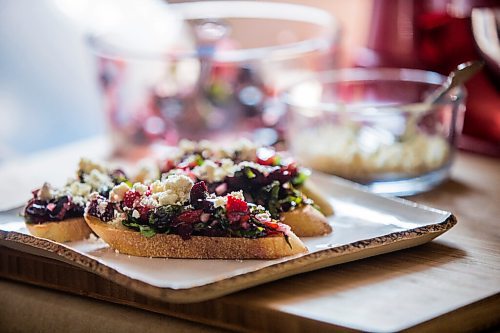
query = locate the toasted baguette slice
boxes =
[301,182,334,216]
[280,205,332,237]
[25,217,92,242]
[85,215,308,259]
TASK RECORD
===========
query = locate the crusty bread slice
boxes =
[300,182,334,216]
[84,215,308,259]
[280,205,332,237]
[26,217,92,242]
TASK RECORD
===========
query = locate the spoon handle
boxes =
[425,60,484,104]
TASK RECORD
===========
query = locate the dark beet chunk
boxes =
[176,223,193,240]
[190,181,208,209]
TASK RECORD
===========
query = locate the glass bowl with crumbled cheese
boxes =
[283,68,466,196]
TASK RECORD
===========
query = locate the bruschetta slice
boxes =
[151,140,333,236]
[23,158,129,242]
[84,175,307,259]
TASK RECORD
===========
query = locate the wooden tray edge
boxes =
[0,214,457,303]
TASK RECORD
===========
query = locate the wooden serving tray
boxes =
[0,177,456,303]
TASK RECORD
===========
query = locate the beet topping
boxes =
[24,195,83,224]
[86,195,115,222]
[190,181,209,209]
[87,179,285,240]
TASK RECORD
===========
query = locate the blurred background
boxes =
[0,0,368,160]
[0,0,498,165]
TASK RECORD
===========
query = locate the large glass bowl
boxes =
[88,1,339,158]
[283,68,466,196]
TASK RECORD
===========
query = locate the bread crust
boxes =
[84,215,308,259]
[280,205,332,237]
[25,217,92,242]
[300,182,334,216]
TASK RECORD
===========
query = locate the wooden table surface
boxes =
[0,140,499,332]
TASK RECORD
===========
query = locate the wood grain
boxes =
[0,151,499,332]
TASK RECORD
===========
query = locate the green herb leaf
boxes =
[195,154,205,166]
[139,225,156,238]
[244,167,256,179]
[292,170,309,186]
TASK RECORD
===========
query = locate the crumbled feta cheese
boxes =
[161,174,193,204]
[156,191,179,206]
[88,192,101,201]
[212,196,227,209]
[109,182,130,202]
[132,209,140,219]
[132,183,149,195]
[83,169,114,191]
[133,159,160,183]
[78,158,106,174]
[191,159,235,183]
[72,196,86,207]
[208,191,245,209]
[37,182,53,201]
[255,212,271,223]
[140,195,159,208]
[150,180,164,194]
[232,138,257,161]
[161,168,190,179]
[69,182,92,198]
[98,200,108,215]
[236,161,277,175]
[179,139,197,154]
[181,138,258,161]
[228,190,245,201]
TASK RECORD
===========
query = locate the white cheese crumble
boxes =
[208,191,245,208]
[83,169,114,191]
[191,159,236,183]
[178,139,258,161]
[97,200,108,215]
[228,190,245,200]
[133,164,160,184]
[69,182,92,198]
[109,182,130,202]
[140,195,159,207]
[231,138,257,161]
[132,209,140,219]
[132,183,148,195]
[178,139,197,154]
[211,194,227,208]
[37,158,114,206]
[147,175,194,206]
[236,161,277,175]
[255,212,271,223]
[78,158,106,174]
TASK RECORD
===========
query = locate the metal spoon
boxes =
[401,60,484,114]
[357,61,484,147]
[399,60,483,141]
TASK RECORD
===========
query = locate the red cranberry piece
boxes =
[226,195,248,213]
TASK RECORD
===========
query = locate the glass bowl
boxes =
[88,1,339,159]
[283,68,467,196]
